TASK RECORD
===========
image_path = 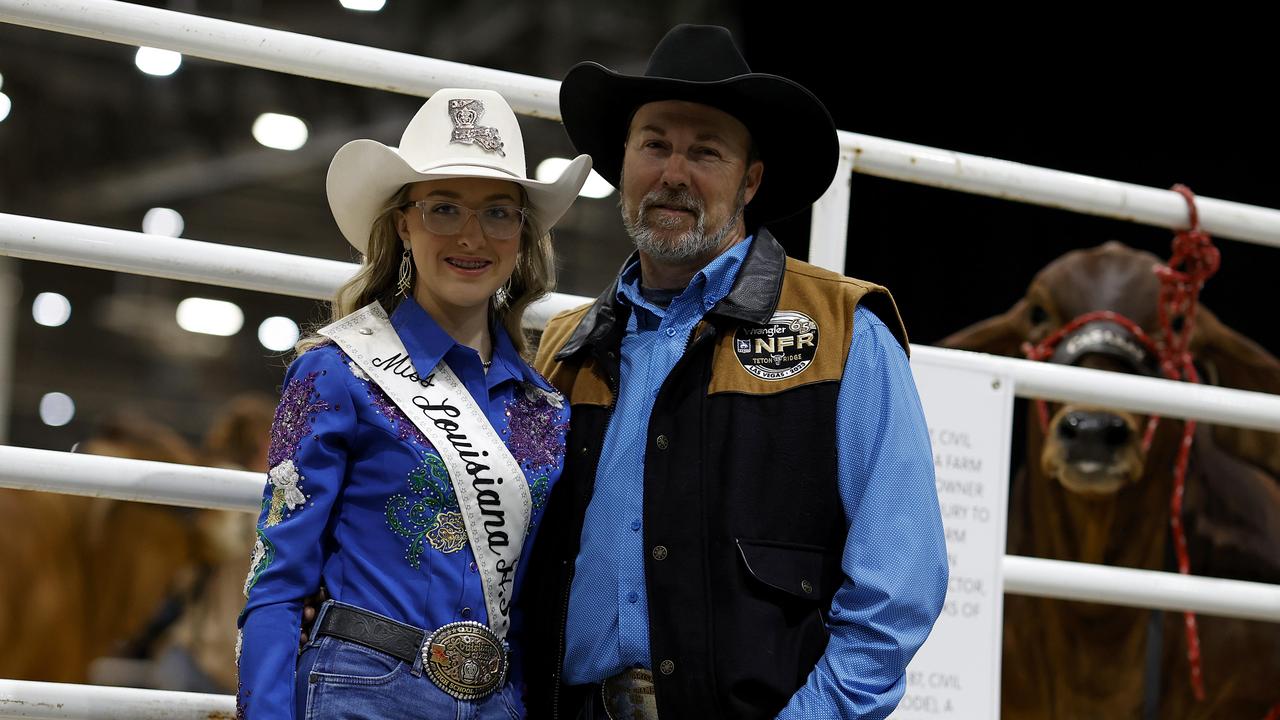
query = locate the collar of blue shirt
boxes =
[614,234,756,323]
[389,298,552,392]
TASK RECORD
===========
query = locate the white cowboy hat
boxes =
[327,88,591,252]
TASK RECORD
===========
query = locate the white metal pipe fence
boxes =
[0,551,1277,719]
[0,213,589,327]
[4,445,1279,627]
[830,131,1280,251]
[0,680,234,719]
[808,148,857,272]
[1002,556,1280,625]
[0,446,262,512]
[911,345,1280,433]
[0,213,353,300]
[7,213,1280,433]
[0,0,560,118]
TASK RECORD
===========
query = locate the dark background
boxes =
[742,12,1277,348]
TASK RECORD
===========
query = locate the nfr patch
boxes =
[733,311,819,381]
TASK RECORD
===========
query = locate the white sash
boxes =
[320,302,530,639]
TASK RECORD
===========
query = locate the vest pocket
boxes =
[734,538,834,601]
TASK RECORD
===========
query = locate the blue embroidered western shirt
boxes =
[237,300,567,719]
[562,236,947,718]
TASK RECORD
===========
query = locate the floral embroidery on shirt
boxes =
[336,347,429,446]
[527,474,550,534]
[348,361,370,381]
[526,382,565,409]
[236,684,250,720]
[367,383,431,447]
[428,512,468,555]
[268,371,332,468]
[529,475,549,509]
[263,369,333,525]
[386,454,467,566]
[242,529,275,597]
[265,459,306,526]
[504,382,567,472]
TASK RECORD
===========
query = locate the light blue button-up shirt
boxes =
[563,235,947,718]
[565,235,752,679]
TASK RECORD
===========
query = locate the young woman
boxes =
[236,88,590,719]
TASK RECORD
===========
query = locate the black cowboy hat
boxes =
[559,24,838,227]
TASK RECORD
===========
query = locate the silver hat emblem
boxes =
[448,98,505,157]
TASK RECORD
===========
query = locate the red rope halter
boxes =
[1155,185,1220,703]
[1020,184,1219,702]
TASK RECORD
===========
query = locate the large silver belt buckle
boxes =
[421,621,508,700]
[602,668,659,720]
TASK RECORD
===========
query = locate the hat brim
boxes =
[559,61,838,227]
[327,139,591,253]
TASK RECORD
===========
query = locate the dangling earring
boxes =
[493,279,512,308]
[396,249,413,297]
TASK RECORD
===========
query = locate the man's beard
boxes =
[621,175,748,263]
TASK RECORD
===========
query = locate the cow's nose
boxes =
[1057,410,1131,461]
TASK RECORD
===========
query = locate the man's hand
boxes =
[299,585,330,649]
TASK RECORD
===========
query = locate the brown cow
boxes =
[0,408,261,692]
[941,241,1280,719]
[152,393,274,692]
[0,411,204,683]
[0,488,94,683]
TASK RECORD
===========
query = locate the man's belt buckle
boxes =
[602,668,658,720]
[421,621,508,700]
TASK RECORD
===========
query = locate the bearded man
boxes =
[527,24,948,720]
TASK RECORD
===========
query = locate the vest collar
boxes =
[555,228,787,360]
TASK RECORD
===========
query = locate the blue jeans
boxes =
[296,608,523,719]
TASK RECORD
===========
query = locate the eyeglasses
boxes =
[405,200,527,240]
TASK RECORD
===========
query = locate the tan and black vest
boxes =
[523,230,907,720]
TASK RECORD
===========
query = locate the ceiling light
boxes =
[252,113,308,151]
[579,171,617,199]
[32,292,71,327]
[535,157,615,199]
[339,0,386,10]
[176,297,244,336]
[39,392,76,427]
[258,316,300,352]
[142,207,185,237]
[0,93,10,123]
[134,47,182,77]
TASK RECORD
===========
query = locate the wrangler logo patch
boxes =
[733,311,819,381]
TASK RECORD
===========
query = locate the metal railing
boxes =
[810,132,1280,272]
[8,212,1280,431]
[0,680,234,719]
[4,444,1279,628]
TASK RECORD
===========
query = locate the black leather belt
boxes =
[314,602,510,700]
[315,602,425,665]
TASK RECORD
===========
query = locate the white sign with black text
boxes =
[889,354,1014,720]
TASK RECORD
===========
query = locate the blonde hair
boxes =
[295,183,555,358]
